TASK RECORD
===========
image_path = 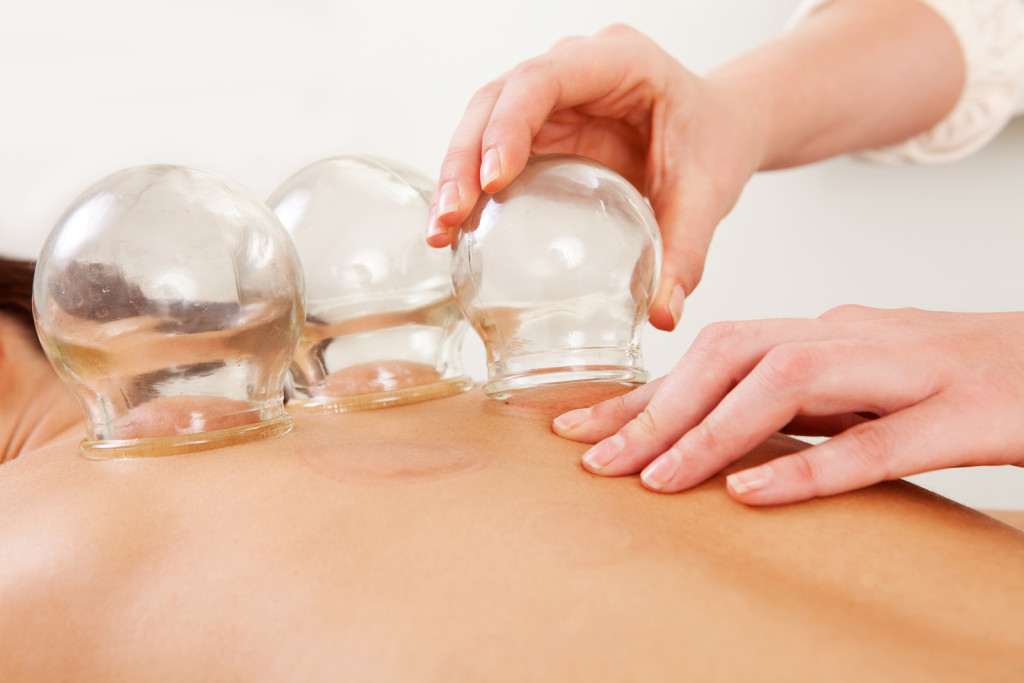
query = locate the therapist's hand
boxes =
[552,306,1024,505]
[426,24,763,331]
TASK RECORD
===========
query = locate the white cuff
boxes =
[789,0,1024,164]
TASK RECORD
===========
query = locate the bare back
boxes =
[1,387,1022,681]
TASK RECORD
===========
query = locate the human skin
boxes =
[2,310,1024,678]
[2,379,1024,681]
[425,0,965,330]
[556,307,1024,505]
[423,2,1024,505]
[0,314,81,462]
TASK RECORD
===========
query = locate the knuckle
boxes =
[894,306,927,318]
[438,147,477,179]
[689,414,728,453]
[589,392,634,422]
[473,79,505,102]
[659,246,704,295]
[626,408,663,440]
[622,406,686,453]
[845,422,898,480]
[463,80,504,115]
[690,320,744,356]
[596,22,640,39]
[507,55,553,83]
[757,344,820,394]
[818,303,870,322]
[787,450,825,496]
[548,34,584,51]
[598,22,634,36]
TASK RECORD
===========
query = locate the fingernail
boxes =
[480,148,501,191]
[553,408,590,433]
[438,181,460,217]
[641,452,680,490]
[727,465,773,495]
[669,284,685,327]
[582,434,624,472]
[426,207,446,240]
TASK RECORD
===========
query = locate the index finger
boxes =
[480,27,664,188]
[427,79,504,246]
[429,26,657,245]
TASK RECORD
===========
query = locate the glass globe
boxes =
[268,155,470,413]
[33,165,305,458]
[453,154,661,399]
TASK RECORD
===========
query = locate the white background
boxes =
[2,0,1021,509]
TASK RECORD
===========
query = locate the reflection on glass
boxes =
[33,165,305,458]
[268,156,470,412]
[453,154,661,399]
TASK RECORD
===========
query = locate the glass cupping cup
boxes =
[33,165,304,458]
[453,154,661,399]
[268,156,470,412]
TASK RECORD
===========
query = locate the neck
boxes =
[0,319,83,462]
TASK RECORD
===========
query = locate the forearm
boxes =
[709,0,966,170]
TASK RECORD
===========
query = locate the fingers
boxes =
[648,284,686,333]
[569,318,834,478]
[476,36,642,186]
[552,377,664,443]
[427,82,503,246]
[726,395,964,505]
[554,308,1024,505]
[425,22,727,332]
[427,24,661,247]
[636,338,934,493]
[642,82,756,330]
[425,52,579,245]
[563,316,943,497]
[645,177,716,331]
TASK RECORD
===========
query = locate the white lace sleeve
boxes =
[789,0,1024,164]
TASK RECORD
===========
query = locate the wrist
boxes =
[704,57,783,174]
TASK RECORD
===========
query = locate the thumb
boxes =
[646,177,719,331]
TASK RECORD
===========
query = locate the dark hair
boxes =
[0,257,37,338]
